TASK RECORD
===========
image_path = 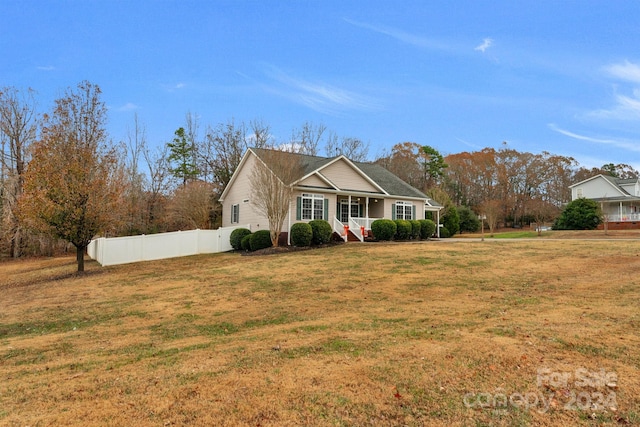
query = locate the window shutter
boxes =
[296,197,302,220]
[391,203,396,220]
[323,198,329,221]
[412,205,416,220]
[359,204,363,217]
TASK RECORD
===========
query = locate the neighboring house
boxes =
[569,174,640,229]
[219,148,443,243]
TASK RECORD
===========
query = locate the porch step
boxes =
[346,230,361,242]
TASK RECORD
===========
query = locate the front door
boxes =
[339,200,361,223]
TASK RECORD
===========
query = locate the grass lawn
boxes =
[1,240,639,426]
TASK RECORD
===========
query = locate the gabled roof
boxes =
[569,174,630,196]
[221,147,432,202]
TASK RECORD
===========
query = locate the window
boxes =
[231,204,239,224]
[300,193,325,220]
[576,188,583,198]
[395,201,414,220]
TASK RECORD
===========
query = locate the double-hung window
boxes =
[395,201,414,220]
[301,193,325,220]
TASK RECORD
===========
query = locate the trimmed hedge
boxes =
[230,228,252,250]
[249,230,273,251]
[291,222,313,247]
[440,226,451,238]
[371,219,396,241]
[409,220,421,239]
[240,234,252,251]
[394,219,412,240]
[419,219,436,239]
[309,219,332,245]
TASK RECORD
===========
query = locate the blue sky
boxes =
[3,1,640,170]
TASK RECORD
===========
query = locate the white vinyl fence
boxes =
[87,225,250,266]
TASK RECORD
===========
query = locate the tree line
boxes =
[1,82,637,268]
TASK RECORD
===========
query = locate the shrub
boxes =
[443,206,460,235]
[419,219,436,239]
[409,220,421,239]
[291,222,313,247]
[240,234,252,251]
[309,219,333,245]
[249,230,273,251]
[553,198,602,230]
[371,219,396,241]
[394,219,412,240]
[458,206,480,233]
[229,228,252,250]
[440,226,451,238]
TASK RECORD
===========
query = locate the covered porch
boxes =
[598,199,640,229]
[332,194,384,242]
[599,199,640,223]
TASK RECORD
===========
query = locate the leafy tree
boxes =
[19,81,125,272]
[420,145,447,188]
[553,198,602,230]
[167,127,199,187]
[458,206,480,233]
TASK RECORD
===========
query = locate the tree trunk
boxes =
[76,245,85,272]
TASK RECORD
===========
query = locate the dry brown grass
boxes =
[1,239,639,426]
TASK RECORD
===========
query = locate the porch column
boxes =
[437,210,441,238]
[620,202,623,220]
[365,197,370,221]
[348,195,352,222]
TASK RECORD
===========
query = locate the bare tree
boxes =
[0,87,39,257]
[325,134,369,162]
[143,143,174,232]
[249,148,303,247]
[290,121,325,155]
[201,119,247,189]
[121,113,148,234]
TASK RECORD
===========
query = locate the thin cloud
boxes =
[262,65,380,114]
[548,123,640,152]
[343,18,451,51]
[605,60,640,83]
[117,102,139,112]
[474,38,493,53]
[589,89,640,121]
[37,65,55,71]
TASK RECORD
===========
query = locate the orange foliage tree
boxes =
[19,81,125,272]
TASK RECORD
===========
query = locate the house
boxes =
[569,174,640,229]
[219,148,443,243]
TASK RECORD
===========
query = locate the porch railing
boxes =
[350,217,382,230]
[333,217,348,242]
[606,213,640,222]
[349,218,364,242]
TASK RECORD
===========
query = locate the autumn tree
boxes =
[249,148,303,247]
[167,181,216,230]
[20,81,125,272]
[0,86,39,257]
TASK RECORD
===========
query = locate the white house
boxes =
[219,148,442,243]
[570,174,640,228]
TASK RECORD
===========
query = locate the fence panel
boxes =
[87,225,249,266]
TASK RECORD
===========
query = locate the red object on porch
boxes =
[361,226,365,237]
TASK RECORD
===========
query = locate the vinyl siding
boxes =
[321,159,379,192]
